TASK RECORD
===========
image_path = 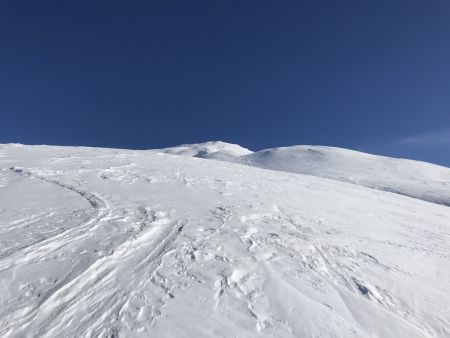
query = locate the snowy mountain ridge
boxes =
[0,142,449,337]
[158,141,253,158]
[158,141,450,207]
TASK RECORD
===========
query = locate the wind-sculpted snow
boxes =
[0,143,449,337]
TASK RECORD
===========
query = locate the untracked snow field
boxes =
[0,143,449,337]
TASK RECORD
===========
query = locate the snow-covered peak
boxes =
[240,144,449,183]
[157,141,253,158]
[154,142,450,206]
[236,145,450,206]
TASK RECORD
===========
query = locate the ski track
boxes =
[1,162,188,337]
[0,145,449,337]
[1,168,105,265]
[1,168,109,336]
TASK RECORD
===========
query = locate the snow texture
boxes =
[0,142,449,337]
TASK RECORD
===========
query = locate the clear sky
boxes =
[1,1,449,166]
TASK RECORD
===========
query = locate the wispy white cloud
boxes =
[357,128,450,167]
[396,129,450,147]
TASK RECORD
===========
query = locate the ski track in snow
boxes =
[0,144,449,337]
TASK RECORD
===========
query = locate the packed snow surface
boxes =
[0,143,449,337]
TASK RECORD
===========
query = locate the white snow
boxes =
[173,143,450,207]
[158,141,253,158]
[0,142,449,337]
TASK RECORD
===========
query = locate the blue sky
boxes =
[1,1,449,166]
[360,128,450,166]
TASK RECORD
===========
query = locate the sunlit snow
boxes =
[0,143,449,337]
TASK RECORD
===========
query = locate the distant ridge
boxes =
[161,142,450,206]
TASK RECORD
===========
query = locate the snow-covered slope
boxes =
[0,143,449,337]
[168,143,450,206]
[238,146,450,206]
